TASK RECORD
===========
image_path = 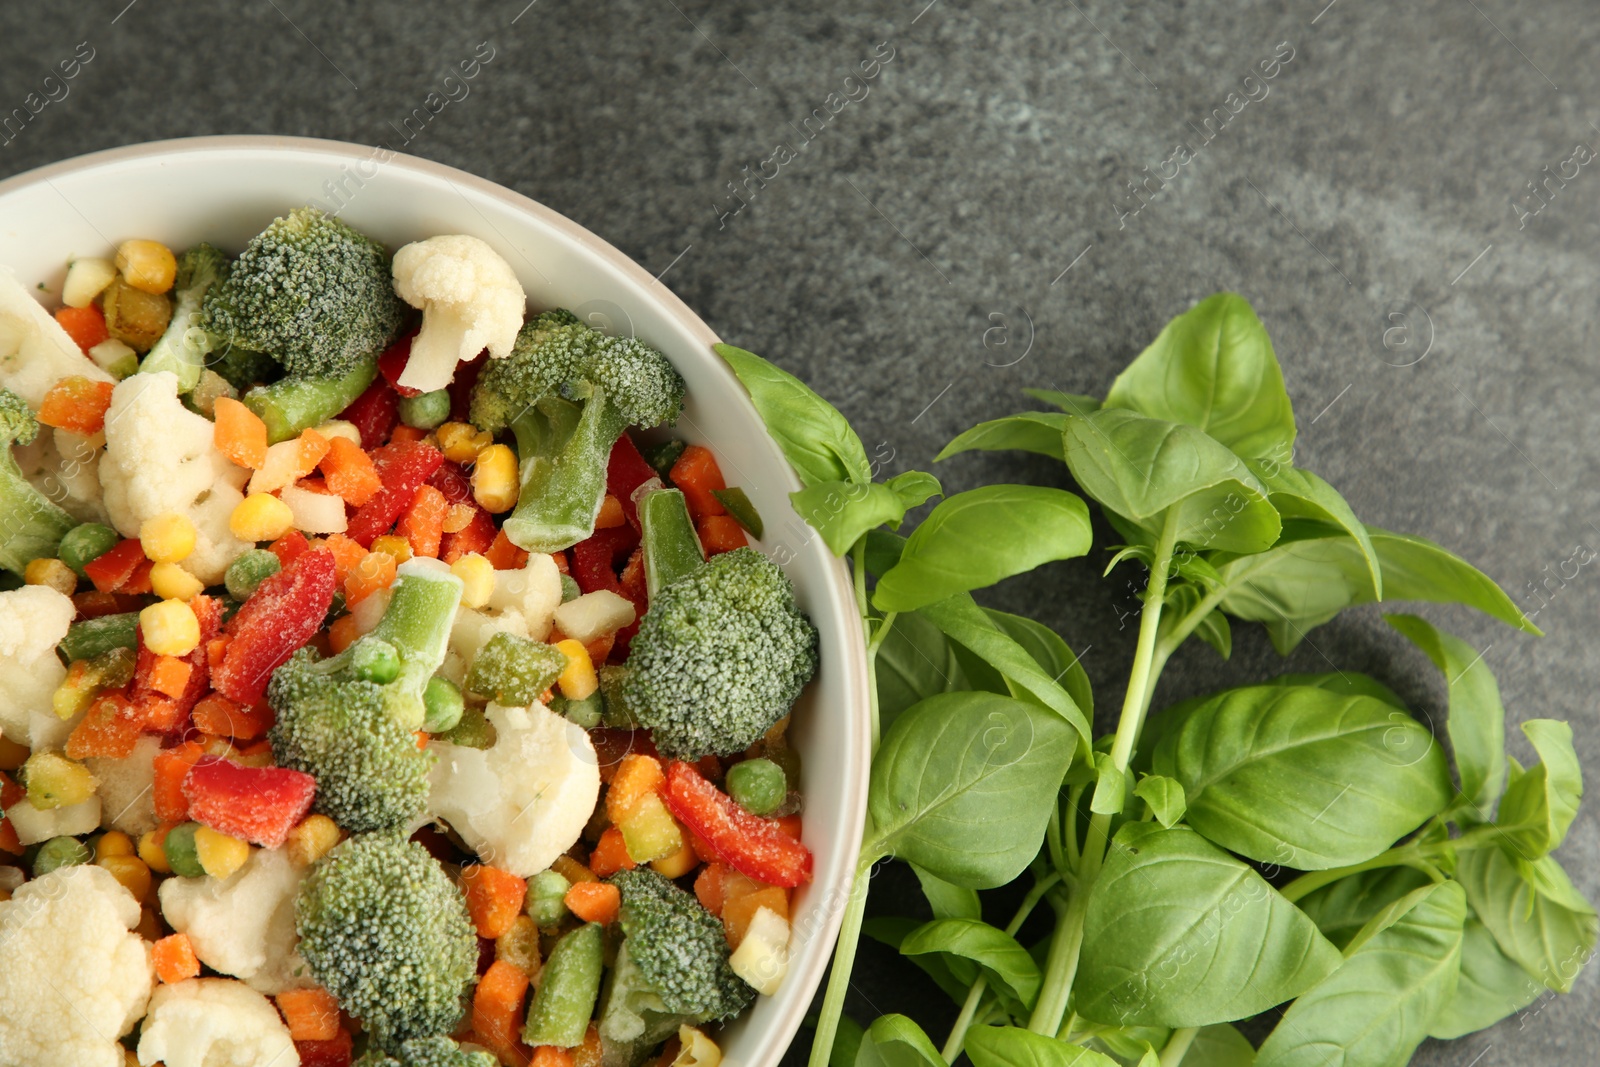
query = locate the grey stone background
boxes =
[2,1,1594,1063]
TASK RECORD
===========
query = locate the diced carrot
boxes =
[575,1025,603,1067]
[82,538,147,593]
[327,613,362,654]
[319,436,382,506]
[318,533,368,585]
[587,827,635,879]
[206,637,230,672]
[532,1046,575,1067]
[276,987,342,1041]
[148,655,194,700]
[605,754,664,826]
[460,864,529,940]
[688,831,720,866]
[595,495,626,530]
[396,484,448,559]
[37,376,115,436]
[484,528,529,571]
[697,514,749,556]
[564,880,621,925]
[152,933,201,984]
[152,741,206,824]
[54,304,109,353]
[269,529,311,568]
[65,692,142,759]
[0,818,21,856]
[551,550,569,574]
[668,445,728,520]
[472,960,531,1063]
[213,397,269,469]
[389,424,427,445]
[191,693,274,740]
[344,551,397,607]
[723,884,789,948]
[694,863,728,915]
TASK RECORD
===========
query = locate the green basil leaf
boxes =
[965,1026,1119,1067]
[1090,752,1129,815]
[868,691,1077,888]
[1456,847,1597,993]
[1103,292,1296,460]
[873,486,1092,613]
[1162,582,1231,660]
[875,611,971,731]
[790,471,942,557]
[1075,823,1342,1027]
[1078,1026,1172,1063]
[1255,882,1466,1067]
[936,412,1073,462]
[1263,671,1407,708]
[977,610,1095,720]
[1385,613,1507,820]
[854,1014,947,1067]
[1183,1024,1257,1067]
[1022,388,1101,414]
[1155,685,1452,870]
[901,918,1043,1011]
[1293,866,1432,949]
[862,917,974,1002]
[1245,460,1380,596]
[911,864,983,922]
[827,1013,867,1067]
[715,343,872,487]
[1062,409,1281,554]
[1427,915,1547,1039]
[1134,774,1187,828]
[1493,719,1582,858]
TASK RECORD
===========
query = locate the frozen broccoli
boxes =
[0,389,76,576]
[353,1035,497,1067]
[297,834,479,1052]
[625,548,817,758]
[140,243,228,391]
[470,311,684,552]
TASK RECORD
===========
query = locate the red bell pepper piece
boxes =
[131,594,222,734]
[376,330,423,398]
[182,757,317,848]
[338,378,400,450]
[426,458,474,505]
[268,529,311,568]
[570,524,639,595]
[82,538,147,593]
[345,442,446,547]
[72,590,145,619]
[661,760,812,887]
[425,459,497,562]
[607,433,660,530]
[294,1030,354,1067]
[214,550,337,704]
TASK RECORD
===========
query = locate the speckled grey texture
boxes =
[2,1,1595,1062]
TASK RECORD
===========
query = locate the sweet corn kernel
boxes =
[555,639,598,700]
[99,854,153,901]
[63,256,118,308]
[96,830,135,859]
[140,599,201,657]
[451,553,496,609]
[472,444,519,514]
[140,512,197,564]
[150,562,205,601]
[194,826,251,879]
[672,1026,723,1067]
[437,421,493,465]
[442,502,476,534]
[285,813,343,868]
[650,841,699,880]
[115,238,177,294]
[23,557,76,597]
[138,829,172,874]
[230,493,295,542]
[369,534,413,563]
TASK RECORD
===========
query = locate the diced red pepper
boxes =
[82,538,147,593]
[182,757,316,847]
[571,524,640,596]
[268,529,311,568]
[121,558,155,596]
[376,330,423,397]
[153,741,207,824]
[607,433,660,530]
[338,379,400,450]
[131,595,221,735]
[426,458,474,506]
[345,442,446,547]
[447,350,488,423]
[0,819,21,856]
[72,590,145,620]
[215,550,338,704]
[661,760,812,887]
[294,1029,354,1067]
[441,508,496,563]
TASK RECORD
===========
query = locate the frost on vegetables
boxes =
[0,208,816,1067]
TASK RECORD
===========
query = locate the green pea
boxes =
[559,574,582,604]
[351,638,401,685]
[527,868,571,929]
[164,822,206,879]
[32,836,90,877]
[555,691,603,730]
[422,675,465,734]
[58,523,120,578]
[225,549,281,600]
[726,757,787,816]
[398,389,452,430]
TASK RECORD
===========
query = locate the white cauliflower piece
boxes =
[87,734,162,836]
[15,427,109,525]
[137,978,299,1067]
[429,701,600,876]
[0,865,153,1067]
[0,584,74,749]
[99,372,251,584]
[553,589,637,645]
[0,267,114,408]
[158,847,311,995]
[487,551,562,639]
[391,235,526,393]
[7,795,102,846]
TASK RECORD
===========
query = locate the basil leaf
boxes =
[867,691,1077,888]
[1293,866,1431,949]
[1493,719,1582,857]
[962,609,1095,720]
[862,917,974,1002]
[1155,685,1452,870]
[875,610,970,731]
[1183,1024,1257,1067]
[790,472,942,557]
[1386,613,1508,820]
[1103,292,1296,460]
[1062,409,1281,554]
[1456,847,1597,993]
[1264,671,1407,708]
[1255,882,1466,1067]
[965,1026,1119,1067]
[936,412,1072,462]
[911,864,982,922]
[1428,915,1547,1039]
[1075,823,1341,1027]
[1134,774,1187,828]
[873,486,1092,613]
[1022,388,1101,415]
[1090,752,1129,815]
[1245,459,1380,596]
[854,1014,947,1067]
[901,918,1043,1011]
[1162,582,1231,660]
[828,1013,867,1067]
[715,343,872,487]
[1079,1026,1172,1063]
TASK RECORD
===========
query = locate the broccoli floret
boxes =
[625,548,817,759]
[0,389,76,576]
[268,561,463,831]
[202,206,404,378]
[353,1035,497,1067]
[140,243,228,391]
[470,312,684,552]
[297,834,479,1052]
[206,341,283,392]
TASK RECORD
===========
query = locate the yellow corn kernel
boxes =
[96,830,136,860]
[451,553,496,609]
[63,256,118,308]
[150,562,204,601]
[139,512,197,564]
[650,841,699,880]
[285,813,343,868]
[138,829,172,874]
[194,826,251,879]
[139,599,201,657]
[672,1026,722,1067]
[437,421,493,465]
[442,502,477,534]
[229,493,295,542]
[554,638,598,700]
[23,557,76,597]
[471,444,519,514]
[369,534,413,564]
[114,238,177,294]
[98,854,153,901]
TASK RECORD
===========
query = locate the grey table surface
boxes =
[2,1,1595,1064]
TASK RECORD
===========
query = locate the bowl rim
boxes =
[0,134,871,1064]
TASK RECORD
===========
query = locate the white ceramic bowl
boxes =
[0,135,869,1066]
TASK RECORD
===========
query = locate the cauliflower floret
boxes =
[0,267,114,408]
[487,551,562,639]
[7,795,102,846]
[391,235,526,394]
[0,865,153,1067]
[99,372,251,584]
[429,701,600,877]
[15,426,110,525]
[87,734,162,837]
[0,584,74,749]
[137,978,299,1067]
[158,847,311,995]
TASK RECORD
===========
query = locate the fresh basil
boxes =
[1263,670,1407,708]
[900,918,1043,1011]
[1245,459,1380,595]
[1293,866,1432,949]
[1456,847,1597,993]
[715,342,872,487]
[974,609,1095,720]
[936,411,1073,462]
[965,1026,1119,1067]
[1089,752,1129,816]
[853,1014,947,1067]
[1182,1024,1258,1067]
[863,917,973,1002]
[1133,774,1187,828]
[874,610,970,729]
[1493,719,1582,858]
[912,864,983,922]
[1427,916,1546,1039]
[1022,388,1102,415]
[1163,582,1231,659]
[790,471,943,556]
[829,1014,867,1067]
